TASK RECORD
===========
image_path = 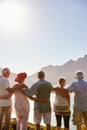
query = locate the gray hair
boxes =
[2,68,10,75]
[75,71,84,79]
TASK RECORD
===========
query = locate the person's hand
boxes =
[22,84,29,90]
[39,99,48,103]
[32,97,49,103]
[12,84,22,90]
[13,84,29,90]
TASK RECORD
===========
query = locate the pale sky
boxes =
[0,0,87,75]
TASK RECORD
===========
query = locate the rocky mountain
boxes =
[28,55,87,86]
[0,55,87,86]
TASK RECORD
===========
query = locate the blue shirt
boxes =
[25,80,53,113]
[67,80,87,111]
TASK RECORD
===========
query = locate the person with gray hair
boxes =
[67,71,87,130]
[75,71,84,80]
[0,67,13,130]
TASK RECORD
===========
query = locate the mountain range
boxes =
[0,55,87,86]
[28,55,87,86]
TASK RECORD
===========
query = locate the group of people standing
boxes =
[0,67,87,130]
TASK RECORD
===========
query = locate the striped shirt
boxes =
[53,87,70,115]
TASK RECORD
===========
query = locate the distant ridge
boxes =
[28,55,87,86]
[0,55,87,86]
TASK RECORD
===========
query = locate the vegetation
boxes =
[2,118,62,130]
[2,118,86,130]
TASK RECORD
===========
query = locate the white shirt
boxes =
[0,76,12,107]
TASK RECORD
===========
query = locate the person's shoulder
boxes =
[1,76,8,82]
[0,76,3,80]
[1,76,6,79]
[69,82,77,87]
[53,86,58,90]
[45,80,52,85]
[82,80,87,83]
[31,81,39,87]
[63,88,69,93]
[0,76,4,83]
[85,81,87,85]
[0,76,2,78]
[45,80,53,88]
[72,81,77,84]
[19,83,28,88]
[82,80,87,86]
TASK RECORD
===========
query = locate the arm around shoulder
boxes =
[67,83,75,92]
[0,93,12,99]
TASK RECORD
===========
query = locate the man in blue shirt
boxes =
[67,71,87,130]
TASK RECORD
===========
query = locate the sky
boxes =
[0,0,87,75]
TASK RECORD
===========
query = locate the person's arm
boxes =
[4,78,14,93]
[25,83,38,97]
[12,84,29,94]
[7,87,15,93]
[0,93,12,99]
[29,96,48,103]
[52,87,57,93]
[67,83,76,92]
[21,84,29,96]
[53,87,69,98]
[14,83,48,102]
[12,83,28,90]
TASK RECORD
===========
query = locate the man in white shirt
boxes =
[0,68,12,130]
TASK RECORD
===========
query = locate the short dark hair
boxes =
[58,77,66,85]
[38,71,45,79]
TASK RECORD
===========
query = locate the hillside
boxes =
[0,55,87,86]
[28,55,87,86]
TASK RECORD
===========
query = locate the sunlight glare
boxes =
[0,1,28,33]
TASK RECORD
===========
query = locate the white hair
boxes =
[2,68,10,75]
[75,71,84,79]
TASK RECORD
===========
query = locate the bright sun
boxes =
[0,1,28,33]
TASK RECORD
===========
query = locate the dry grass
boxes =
[3,118,86,130]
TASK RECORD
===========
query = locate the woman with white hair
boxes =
[67,71,87,130]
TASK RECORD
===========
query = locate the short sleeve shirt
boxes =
[0,76,12,106]
[67,80,87,111]
[25,80,53,113]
